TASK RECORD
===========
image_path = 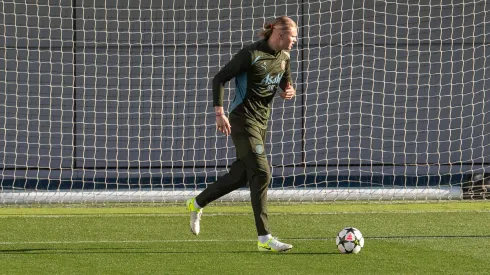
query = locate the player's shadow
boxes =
[369,235,490,239]
[0,247,336,255]
[0,247,256,254]
[0,248,50,253]
[5,235,485,255]
[267,252,338,255]
[288,235,490,240]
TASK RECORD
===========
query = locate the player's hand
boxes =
[279,83,295,100]
[216,114,231,136]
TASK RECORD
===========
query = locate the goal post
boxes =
[0,0,489,204]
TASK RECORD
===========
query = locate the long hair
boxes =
[259,16,297,40]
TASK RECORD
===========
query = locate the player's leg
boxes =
[186,122,250,235]
[195,159,248,207]
[238,126,293,252]
[186,160,247,235]
[189,123,257,211]
[243,149,271,234]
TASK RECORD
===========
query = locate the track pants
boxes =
[195,124,271,236]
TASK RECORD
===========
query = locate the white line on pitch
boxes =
[0,209,488,218]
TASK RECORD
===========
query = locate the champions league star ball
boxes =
[336,227,364,254]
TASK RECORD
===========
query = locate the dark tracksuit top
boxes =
[213,39,293,129]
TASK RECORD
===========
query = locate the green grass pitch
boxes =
[0,201,489,274]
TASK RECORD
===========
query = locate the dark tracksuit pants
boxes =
[195,123,271,236]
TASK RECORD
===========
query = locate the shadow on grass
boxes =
[0,248,50,253]
[0,247,336,255]
[3,235,487,254]
[287,235,490,240]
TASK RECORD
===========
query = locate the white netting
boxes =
[0,0,489,203]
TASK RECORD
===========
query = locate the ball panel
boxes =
[343,241,355,252]
[353,229,363,239]
[352,245,362,254]
[338,229,348,238]
[345,232,355,242]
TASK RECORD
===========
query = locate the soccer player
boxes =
[186,16,297,252]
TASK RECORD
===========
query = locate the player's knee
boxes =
[254,167,271,187]
[229,160,247,180]
[243,152,271,186]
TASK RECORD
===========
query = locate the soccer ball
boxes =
[336,227,364,254]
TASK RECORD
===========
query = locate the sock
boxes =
[258,234,272,244]
[193,199,202,210]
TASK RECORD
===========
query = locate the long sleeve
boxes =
[279,59,292,89]
[213,49,252,107]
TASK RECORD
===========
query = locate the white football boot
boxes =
[186,198,203,235]
[257,237,293,252]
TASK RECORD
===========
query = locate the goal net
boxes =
[1,0,489,203]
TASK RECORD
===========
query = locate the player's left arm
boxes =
[278,58,295,100]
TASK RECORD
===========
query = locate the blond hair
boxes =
[259,16,297,40]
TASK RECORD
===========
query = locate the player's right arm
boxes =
[279,58,295,100]
[212,49,252,135]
